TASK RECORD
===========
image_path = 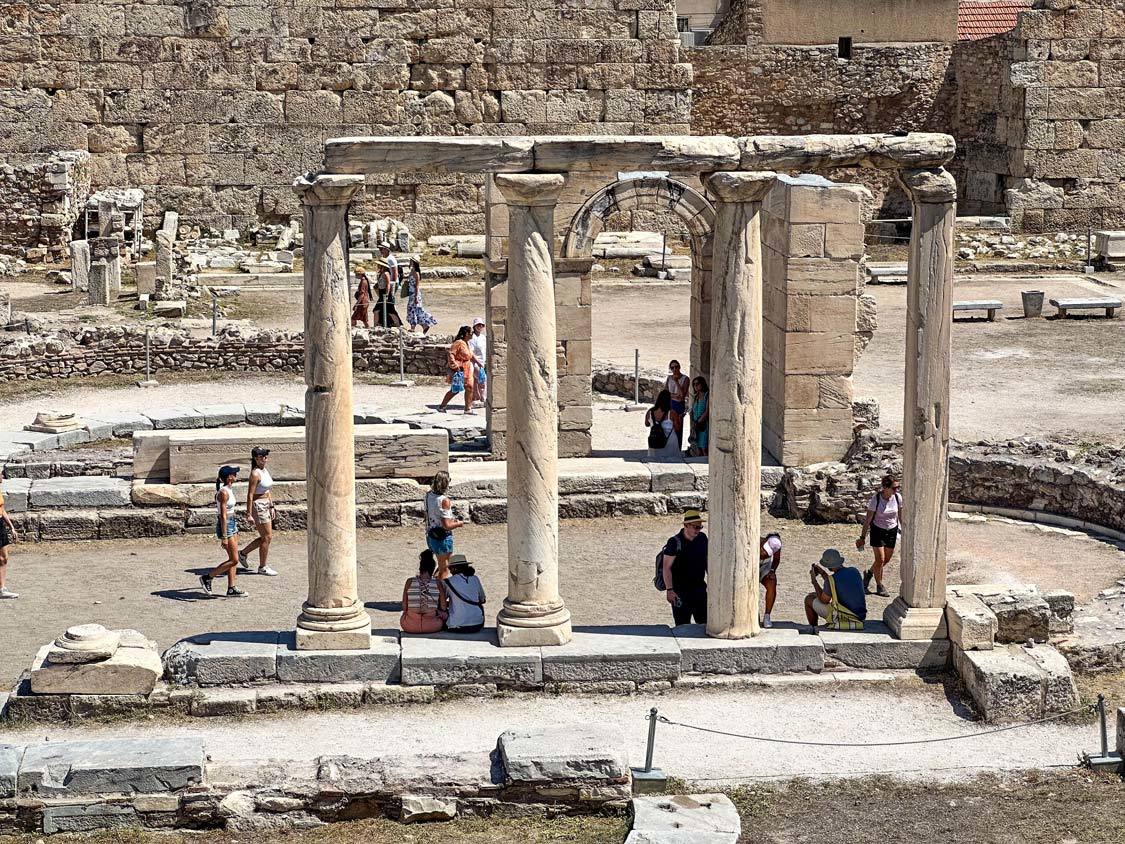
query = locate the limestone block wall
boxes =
[761,175,866,466]
[0,0,689,236]
[0,152,91,255]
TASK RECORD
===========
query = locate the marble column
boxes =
[884,167,956,641]
[493,173,573,647]
[703,172,775,639]
[293,173,371,650]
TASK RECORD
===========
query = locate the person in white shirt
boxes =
[238,446,278,576]
[443,554,486,633]
[856,475,903,597]
[759,532,782,628]
[470,317,488,406]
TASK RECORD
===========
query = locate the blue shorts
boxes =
[427,533,454,555]
[216,515,237,541]
[476,366,487,386]
[671,399,686,416]
[450,371,465,395]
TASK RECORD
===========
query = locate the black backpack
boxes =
[647,416,668,450]
[653,536,678,590]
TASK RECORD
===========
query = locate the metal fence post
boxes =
[634,348,640,406]
[644,707,658,773]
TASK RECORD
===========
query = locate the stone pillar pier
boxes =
[293,173,371,651]
[704,172,775,639]
[884,167,956,641]
[493,173,572,647]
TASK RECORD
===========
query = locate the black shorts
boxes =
[0,521,10,549]
[870,524,899,549]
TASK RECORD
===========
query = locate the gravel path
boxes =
[1,683,1093,785]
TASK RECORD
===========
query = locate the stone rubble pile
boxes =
[956,231,1091,262]
[351,217,411,252]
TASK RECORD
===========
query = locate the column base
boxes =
[496,601,573,647]
[296,602,372,651]
[883,597,948,641]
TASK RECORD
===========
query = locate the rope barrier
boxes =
[651,705,1093,749]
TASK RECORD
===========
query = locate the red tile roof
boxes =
[958,0,1030,41]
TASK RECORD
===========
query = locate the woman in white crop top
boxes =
[239,446,278,576]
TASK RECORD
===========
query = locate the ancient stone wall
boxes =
[0,0,689,237]
[0,152,91,256]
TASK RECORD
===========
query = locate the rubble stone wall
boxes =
[0,0,689,237]
[0,324,449,381]
[0,151,91,255]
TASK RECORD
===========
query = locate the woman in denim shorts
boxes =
[199,465,248,598]
[424,471,463,579]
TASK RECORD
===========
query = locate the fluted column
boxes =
[494,173,572,647]
[884,167,956,641]
[293,173,371,650]
[704,172,775,639]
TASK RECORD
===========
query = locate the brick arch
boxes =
[561,176,717,381]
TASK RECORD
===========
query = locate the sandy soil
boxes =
[2,513,1122,687]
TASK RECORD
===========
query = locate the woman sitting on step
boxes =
[400,550,448,634]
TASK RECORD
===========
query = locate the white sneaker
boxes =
[257,566,279,577]
[0,587,19,599]
[762,615,773,628]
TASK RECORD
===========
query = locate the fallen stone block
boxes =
[945,593,997,651]
[43,803,140,834]
[953,643,1079,723]
[541,625,681,683]
[18,737,204,795]
[983,591,1051,644]
[276,631,400,684]
[152,300,187,318]
[400,630,541,686]
[29,476,131,508]
[819,621,950,670]
[162,632,280,686]
[674,625,825,675]
[499,725,629,784]
[627,793,741,843]
[401,793,457,823]
[31,638,162,696]
[0,744,20,798]
[1044,589,1075,635]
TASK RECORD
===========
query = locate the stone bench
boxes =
[133,425,447,483]
[952,300,1002,321]
[1049,297,1121,318]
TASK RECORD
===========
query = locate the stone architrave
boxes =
[493,172,573,647]
[87,260,110,305]
[884,167,956,641]
[69,240,90,292]
[155,230,174,298]
[703,172,775,639]
[293,173,371,651]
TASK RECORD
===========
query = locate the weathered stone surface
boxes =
[979,590,1051,644]
[244,402,283,426]
[190,687,258,716]
[674,625,824,675]
[819,621,950,670]
[276,632,401,684]
[162,632,280,686]
[196,403,247,427]
[30,641,162,695]
[953,643,1079,723]
[0,745,20,798]
[400,631,541,686]
[540,626,681,683]
[89,412,154,438]
[145,408,205,430]
[18,738,203,796]
[29,476,131,508]
[945,593,997,651]
[43,803,140,834]
[628,793,741,843]
[400,794,457,823]
[557,457,651,494]
[47,624,121,664]
[498,725,629,783]
[69,694,150,719]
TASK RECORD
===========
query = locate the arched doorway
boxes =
[561,176,717,381]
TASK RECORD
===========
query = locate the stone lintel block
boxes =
[819,621,950,670]
[29,476,132,508]
[647,461,696,493]
[945,593,998,651]
[166,632,280,686]
[674,625,825,675]
[18,737,203,796]
[558,458,651,494]
[498,725,629,784]
[400,629,542,686]
[541,625,680,683]
[275,631,401,683]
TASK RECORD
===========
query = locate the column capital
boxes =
[294,173,365,206]
[704,171,775,203]
[494,173,566,207]
[897,167,956,204]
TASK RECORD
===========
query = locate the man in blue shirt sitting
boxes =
[805,548,867,631]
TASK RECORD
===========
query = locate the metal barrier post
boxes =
[137,325,157,388]
[1084,691,1122,771]
[631,707,668,793]
[211,292,218,336]
[644,706,658,772]
[1099,693,1108,758]
[624,349,645,412]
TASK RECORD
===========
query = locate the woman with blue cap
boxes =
[199,465,249,598]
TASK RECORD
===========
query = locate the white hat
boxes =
[472,316,485,327]
[762,535,782,557]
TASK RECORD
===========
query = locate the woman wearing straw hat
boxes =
[443,554,486,633]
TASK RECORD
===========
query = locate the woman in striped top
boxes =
[400,550,448,634]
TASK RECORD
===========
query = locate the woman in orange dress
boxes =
[350,269,371,328]
[437,325,477,415]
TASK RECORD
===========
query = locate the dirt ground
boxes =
[0,770,1121,843]
[2,513,1122,687]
